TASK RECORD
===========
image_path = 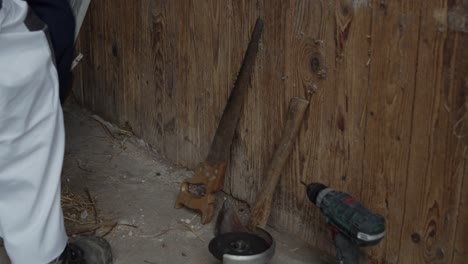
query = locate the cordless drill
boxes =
[304,183,386,264]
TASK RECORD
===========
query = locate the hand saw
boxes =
[175,18,264,224]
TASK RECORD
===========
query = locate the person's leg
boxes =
[1,2,113,264]
[26,0,76,103]
[0,0,67,263]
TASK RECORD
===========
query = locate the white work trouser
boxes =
[0,0,67,263]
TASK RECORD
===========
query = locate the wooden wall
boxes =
[74,0,468,263]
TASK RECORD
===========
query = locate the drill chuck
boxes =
[306,183,327,205]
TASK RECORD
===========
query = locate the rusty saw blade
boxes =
[175,18,264,224]
[206,18,264,164]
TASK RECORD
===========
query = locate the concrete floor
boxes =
[0,100,333,264]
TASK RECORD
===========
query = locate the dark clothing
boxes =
[27,0,75,103]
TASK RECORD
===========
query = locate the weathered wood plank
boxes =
[448,2,468,259]
[362,1,423,262]
[453,153,468,262]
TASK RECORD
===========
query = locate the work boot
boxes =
[53,236,113,264]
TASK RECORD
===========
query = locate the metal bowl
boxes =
[209,227,275,264]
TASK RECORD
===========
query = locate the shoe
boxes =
[55,236,113,264]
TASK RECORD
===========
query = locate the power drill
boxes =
[304,183,386,264]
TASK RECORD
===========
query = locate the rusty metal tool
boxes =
[247,97,309,230]
[175,18,264,224]
[215,200,249,236]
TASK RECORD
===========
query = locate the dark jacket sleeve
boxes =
[26,0,76,103]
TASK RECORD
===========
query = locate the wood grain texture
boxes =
[74,0,468,262]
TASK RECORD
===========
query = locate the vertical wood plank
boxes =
[132,0,165,151]
[453,156,468,262]
[447,2,468,259]
[362,0,424,262]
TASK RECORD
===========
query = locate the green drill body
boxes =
[315,187,385,246]
[305,183,386,263]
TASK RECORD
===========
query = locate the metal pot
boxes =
[209,227,275,264]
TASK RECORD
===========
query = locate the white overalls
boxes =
[0,0,67,263]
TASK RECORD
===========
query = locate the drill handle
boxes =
[334,233,360,264]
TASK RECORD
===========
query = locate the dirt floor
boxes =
[0,100,333,264]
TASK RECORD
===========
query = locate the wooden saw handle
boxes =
[248,97,309,229]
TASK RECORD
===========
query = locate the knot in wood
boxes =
[411,233,421,243]
[311,56,321,73]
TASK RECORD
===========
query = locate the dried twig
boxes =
[140,228,176,239]
[188,214,197,224]
[183,224,205,242]
[110,144,127,160]
[290,247,300,252]
[91,115,117,140]
[62,188,96,224]
[91,115,133,139]
[85,188,98,224]
[66,221,117,235]
[121,223,138,228]
[64,216,80,223]
[100,222,119,238]
[76,159,93,172]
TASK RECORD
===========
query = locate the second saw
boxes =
[175,18,264,224]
